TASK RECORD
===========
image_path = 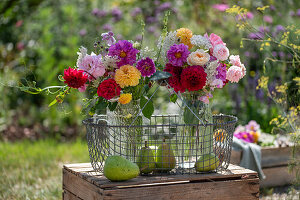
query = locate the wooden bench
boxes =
[63,163,259,200]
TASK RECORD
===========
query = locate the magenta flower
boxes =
[167,44,189,66]
[216,63,227,82]
[263,15,273,23]
[246,12,254,19]
[108,40,139,67]
[234,132,254,143]
[136,57,156,77]
[212,4,229,12]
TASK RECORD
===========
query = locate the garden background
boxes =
[0,0,299,199]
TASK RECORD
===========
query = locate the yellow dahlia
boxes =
[114,65,141,88]
[176,28,193,49]
[118,93,132,105]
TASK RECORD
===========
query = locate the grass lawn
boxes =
[0,139,89,200]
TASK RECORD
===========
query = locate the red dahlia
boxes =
[63,67,88,89]
[97,79,121,100]
[163,63,185,93]
[181,65,207,91]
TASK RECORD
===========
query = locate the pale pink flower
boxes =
[187,49,210,66]
[78,84,87,92]
[229,55,242,67]
[240,64,246,77]
[213,44,229,61]
[78,54,105,79]
[226,66,243,83]
[211,78,224,89]
[199,93,213,104]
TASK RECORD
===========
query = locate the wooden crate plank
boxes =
[63,190,83,200]
[63,169,104,200]
[102,178,259,200]
[64,163,92,168]
[261,146,294,167]
[260,166,296,188]
[64,163,257,189]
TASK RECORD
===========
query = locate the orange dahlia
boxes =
[176,28,193,49]
[114,65,141,88]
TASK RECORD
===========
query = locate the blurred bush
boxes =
[0,0,299,140]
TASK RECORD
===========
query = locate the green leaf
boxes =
[170,94,177,103]
[95,99,108,114]
[140,96,154,119]
[108,102,118,111]
[150,70,171,81]
[48,99,57,107]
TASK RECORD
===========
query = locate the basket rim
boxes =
[82,114,238,128]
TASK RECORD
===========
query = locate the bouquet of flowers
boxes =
[234,120,261,143]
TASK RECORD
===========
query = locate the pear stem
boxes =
[145,141,148,147]
[163,138,166,143]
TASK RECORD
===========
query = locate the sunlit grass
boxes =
[0,139,89,200]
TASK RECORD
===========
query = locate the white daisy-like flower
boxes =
[157,31,178,64]
[205,61,219,85]
[102,55,119,70]
[140,46,156,59]
[191,35,212,49]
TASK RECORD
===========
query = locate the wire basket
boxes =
[84,114,237,175]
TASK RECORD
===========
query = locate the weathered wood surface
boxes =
[230,146,298,168]
[260,166,297,188]
[230,146,298,187]
[63,163,259,200]
[63,190,82,200]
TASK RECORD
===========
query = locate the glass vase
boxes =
[108,100,143,160]
[178,93,213,168]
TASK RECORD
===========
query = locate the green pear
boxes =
[103,155,139,181]
[195,153,220,172]
[136,141,156,174]
[156,139,176,172]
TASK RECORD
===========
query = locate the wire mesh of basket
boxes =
[83,114,237,175]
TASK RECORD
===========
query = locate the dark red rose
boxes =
[97,79,121,100]
[63,67,88,89]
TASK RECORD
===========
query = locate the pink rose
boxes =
[226,66,243,83]
[229,55,242,67]
[213,44,229,61]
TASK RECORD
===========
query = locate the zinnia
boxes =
[63,67,88,89]
[114,65,141,88]
[176,28,193,49]
[187,49,210,66]
[226,66,243,83]
[136,57,156,77]
[167,44,189,66]
[97,79,121,100]
[181,65,207,91]
[108,40,139,67]
[118,93,132,104]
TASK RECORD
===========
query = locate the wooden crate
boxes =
[63,163,259,200]
[230,146,297,187]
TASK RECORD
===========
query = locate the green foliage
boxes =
[140,96,154,119]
